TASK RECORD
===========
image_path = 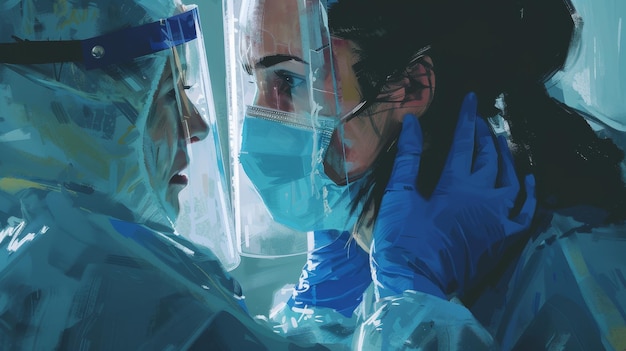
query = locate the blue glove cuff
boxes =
[289,230,371,317]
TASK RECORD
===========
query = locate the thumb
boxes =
[386,114,423,191]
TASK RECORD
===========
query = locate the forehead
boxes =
[243,0,304,61]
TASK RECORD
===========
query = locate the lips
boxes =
[169,151,190,186]
[169,173,188,185]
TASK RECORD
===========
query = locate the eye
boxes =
[166,83,193,100]
[275,70,305,89]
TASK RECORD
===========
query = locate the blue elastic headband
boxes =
[0,7,199,70]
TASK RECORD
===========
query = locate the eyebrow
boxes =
[242,54,307,75]
[257,54,307,67]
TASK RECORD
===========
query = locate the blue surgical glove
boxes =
[288,230,371,317]
[370,92,536,300]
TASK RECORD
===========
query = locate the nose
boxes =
[182,93,210,143]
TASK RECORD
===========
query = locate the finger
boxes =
[495,134,520,196]
[470,117,498,187]
[516,174,537,224]
[386,114,423,191]
[442,92,478,178]
[503,175,537,234]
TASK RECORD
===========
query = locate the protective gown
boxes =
[268,114,626,351]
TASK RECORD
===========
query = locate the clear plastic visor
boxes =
[224,0,366,257]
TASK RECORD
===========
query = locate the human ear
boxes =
[380,55,435,121]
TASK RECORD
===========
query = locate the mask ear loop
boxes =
[338,45,432,125]
[339,100,369,124]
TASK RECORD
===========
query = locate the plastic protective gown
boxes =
[268,112,626,351]
[0,1,324,350]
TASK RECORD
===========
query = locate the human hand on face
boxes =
[370,92,536,300]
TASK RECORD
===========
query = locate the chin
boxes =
[164,191,182,221]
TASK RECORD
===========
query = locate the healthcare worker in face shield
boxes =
[229,0,534,349]
[0,1,329,350]
[225,0,626,349]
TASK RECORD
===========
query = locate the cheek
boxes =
[325,124,374,178]
[145,101,179,175]
[149,101,179,149]
[342,124,380,172]
[327,115,399,178]
[255,80,294,112]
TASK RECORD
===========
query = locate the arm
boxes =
[358,93,535,350]
[371,92,536,300]
[270,230,371,350]
[288,230,371,317]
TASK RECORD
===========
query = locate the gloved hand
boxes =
[370,92,536,300]
[288,230,371,318]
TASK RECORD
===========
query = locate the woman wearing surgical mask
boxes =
[233,0,626,349]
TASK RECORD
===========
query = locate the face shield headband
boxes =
[0,8,199,70]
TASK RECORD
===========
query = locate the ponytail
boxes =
[505,81,626,220]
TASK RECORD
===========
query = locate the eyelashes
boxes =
[274,70,306,90]
[166,82,194,100]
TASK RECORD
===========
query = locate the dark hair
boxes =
[331,0,626,223]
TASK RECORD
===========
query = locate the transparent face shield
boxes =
[0,6,239,269]
[224,0,367,257]
[163,12,240,271]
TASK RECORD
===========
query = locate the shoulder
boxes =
[488,206,626,350]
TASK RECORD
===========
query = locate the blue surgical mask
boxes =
[239,105,365,232]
